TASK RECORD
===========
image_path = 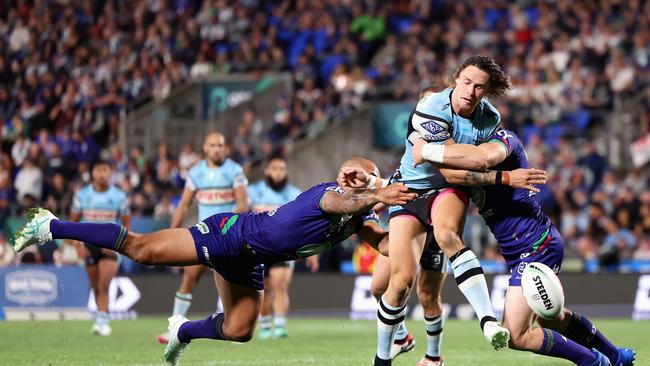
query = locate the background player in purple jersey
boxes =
[413,129,636,366]
[12,157,416,366]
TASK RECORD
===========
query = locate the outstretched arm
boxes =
[319,184,417,215]
[438,167,546,192]
[412,139,508,171]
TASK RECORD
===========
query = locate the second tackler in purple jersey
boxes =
[467,128,553,260]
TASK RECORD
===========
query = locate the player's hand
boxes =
[338,166,370,188]
[376,183,418,205]
[305,255,320,272]
[508,168,547,193]
[412,138,427,167]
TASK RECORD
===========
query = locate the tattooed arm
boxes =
[319,184,417,215]
[439,167,546,193]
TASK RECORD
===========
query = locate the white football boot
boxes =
[13,208,57,252]
[163,315,190,366]
[483,321,510,350]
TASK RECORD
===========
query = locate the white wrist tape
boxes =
[421,144,445,164]
[380,177,389,188]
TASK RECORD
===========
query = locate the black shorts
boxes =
[388,187,464,273]
[84,243,118,265]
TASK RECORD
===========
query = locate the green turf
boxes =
[0,317,645,365]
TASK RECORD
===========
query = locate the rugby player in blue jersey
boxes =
[409,128,636,366]
[375,56,515,366]
[70,160,131,336]
[248,156,319,339]
[13,157,416,366]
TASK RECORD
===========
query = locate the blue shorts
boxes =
[189,213,265,291]
[505,226,564,287]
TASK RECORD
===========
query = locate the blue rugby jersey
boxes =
[398,88,501,189]
[247,181,301,212]
[186,159,248,220]
[467,129,553,258]
[72,185,130,223]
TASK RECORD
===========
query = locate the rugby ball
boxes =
[521,262,564,319]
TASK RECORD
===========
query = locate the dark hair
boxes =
[445,55,511,98]
[92,159,112,170]
[266,154,286,165]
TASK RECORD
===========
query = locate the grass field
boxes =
[0,317,646,365]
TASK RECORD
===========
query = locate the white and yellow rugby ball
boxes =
[521,262,564,319]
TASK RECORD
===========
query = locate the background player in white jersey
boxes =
[374,56,515,366]
[70,160,131,336]
[158,132,248,344]
[249,156,319,339]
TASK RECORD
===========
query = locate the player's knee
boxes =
[417,289,441,313]
[225,324,255,343]
[390,273,416,300]
[370,281,387,300]
[126,236,158,265]
[434,228,459,249]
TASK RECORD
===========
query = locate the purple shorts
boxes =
[505,225,564,287]
[189,213,265,291]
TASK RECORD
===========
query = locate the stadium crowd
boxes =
[0,0,649,271]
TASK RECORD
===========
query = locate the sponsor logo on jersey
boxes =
[82,209,119,222]
[201,246,214,267]
[421,121,450,142]
[196,188,235,205]
[195,221,210,234]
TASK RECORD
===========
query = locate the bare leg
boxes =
[269,266,292,336]
[503,286,599,364]
[121,229,200,266]
[269,266,292,317]
[178,265,206,294]
[375,216,425,362]
[214,272,263,342]
[417,270,446,363]
[418,270,446,317]
[430,192,501,344]
[96,256,118,313]
[371,254,390,300]
[85,264,99,309]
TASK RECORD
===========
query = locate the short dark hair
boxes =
[446,55,511,98]
[266,154,286,165]
[92,159,112,170]
[419,84,441,100]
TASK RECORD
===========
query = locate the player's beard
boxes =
[266,176,287,192]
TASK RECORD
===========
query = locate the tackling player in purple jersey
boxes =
[12,157,417,366]
[414,129,636,366]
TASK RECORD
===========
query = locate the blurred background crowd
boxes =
[0,0,649,272]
